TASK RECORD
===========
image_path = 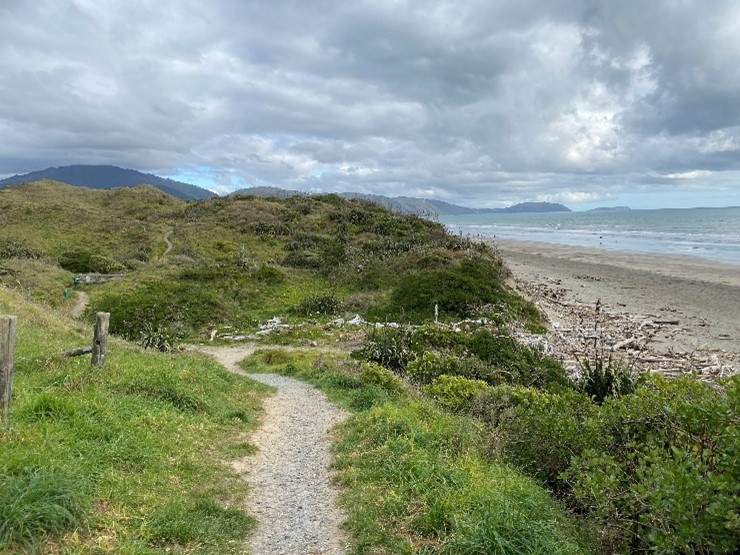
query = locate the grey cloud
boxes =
[0,0,738,207]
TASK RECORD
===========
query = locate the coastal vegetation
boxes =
[0,180,737,553]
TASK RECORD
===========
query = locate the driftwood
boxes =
[64,346,93,357]
[510,277,736,382]
[612,337,637,351]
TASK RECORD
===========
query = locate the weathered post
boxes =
[1,315,17,428]
[92,312,110,367]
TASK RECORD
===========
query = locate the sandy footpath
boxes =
[492,239,739,370]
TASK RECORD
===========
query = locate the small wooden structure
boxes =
[1,315,16,428]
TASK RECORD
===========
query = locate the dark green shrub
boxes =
[58,248,124,273]
[411,324,467,353]
[468,329,569,389]
[291,293,340,316]
[354,325,416,372]
[388,257,506,319]
[423,375,490,413]
[491,375,740,552]
[496,388,600,492]
[282,251,322,269]
[575,351,639,403]
[253,263,285,283]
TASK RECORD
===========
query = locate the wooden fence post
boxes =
[1,315,17,428]
[92,312,110,367]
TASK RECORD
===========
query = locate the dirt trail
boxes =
[160,230,173,260]
[196,344,348,555]
[70,291,89,319]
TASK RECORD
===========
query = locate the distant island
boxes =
[233,187,571,216]
[588,206,632,212]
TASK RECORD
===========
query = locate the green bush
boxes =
[354,325,416,372]
[575,351,639,403]
[359,362,405,396]
[467,329,569,389]
[58,248,124,273]
[387,257,506,319]
[291,293,340,316]
[490,375,740,552]
[423,375,490,413]
[496,388,600,492]
[253,263,285,283]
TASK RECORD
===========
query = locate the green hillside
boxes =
[0,181,540,346]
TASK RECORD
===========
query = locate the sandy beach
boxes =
[492,239,739,377]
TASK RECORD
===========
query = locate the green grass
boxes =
[0,288,269,553]
[240,350,589,554]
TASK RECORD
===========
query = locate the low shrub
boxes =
[467,329,569,390]
[387,257,507,319]
[423,375,490,413]
[291,293,340,316]
[354,325,416,372]
[488,375,740,552]
[359,362,405,396]
[495,388,599,492]
[575,351,639,403]
[58,248,124,273]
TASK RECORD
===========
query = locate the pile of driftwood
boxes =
[515,277,736,381]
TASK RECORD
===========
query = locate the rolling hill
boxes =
[0,165,216,200]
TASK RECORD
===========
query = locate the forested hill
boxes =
[0,165,216,200]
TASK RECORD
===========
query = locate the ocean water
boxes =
[440,207,740,265]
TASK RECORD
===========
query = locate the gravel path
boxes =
[70,291,89,319]
[197,345,349,555]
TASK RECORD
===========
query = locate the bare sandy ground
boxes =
[493,239,739,361]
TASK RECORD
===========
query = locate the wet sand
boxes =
[493,239,740,357]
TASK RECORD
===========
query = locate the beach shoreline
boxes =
[490,238,738,378]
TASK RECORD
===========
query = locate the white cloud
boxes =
[662,170,713,179]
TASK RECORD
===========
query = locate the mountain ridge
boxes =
[0,164,216,200]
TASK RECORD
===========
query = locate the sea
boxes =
[440,206,740,266]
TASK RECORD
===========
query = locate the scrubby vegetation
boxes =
[2,180,737,553]
[351,323,740,553]
[1,181,542,348]
[241,350,588,554]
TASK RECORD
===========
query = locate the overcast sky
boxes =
[1,0,739,209]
